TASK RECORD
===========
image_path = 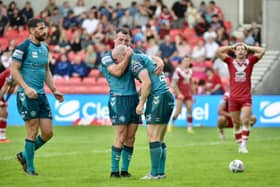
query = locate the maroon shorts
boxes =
[175,94,192,101]
[229,98,252,112]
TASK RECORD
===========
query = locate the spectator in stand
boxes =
[81,11,99,35]
[9,8,25,29]
[154,0,165,18]
[158,35,177,62]
[171,0,188,28]
[134,40,146,54]
[192,39,206,60]
[45,0,57,16]
[197,79,207,95]
[143,0,156,18]
[146,39,159,57]
[21,1,34,24]
[0,11,8,37]
[194,14,209,37]
[204,28,219,60]
[175,35,192,60]
[49,24,60,45]
[132,25,145,44]
[216,27,229,45]
[158,6,173,28]
[192,56,207,81]
[50,7,62,26]
[59,1,71,18]
[205,67,224,95]
[57,30,71,51]
[7,1,17,20]
[208,0,224,20]
[119,9,134,29]
[129,1,138,17]
[81,32,94,49]
[210,14,224,32]
[85,45,98,69]
[143,22,159,42]
[53,54,72,79]
[69,31,82,52]
[73,0,87,16]
[112,2,125,26]
[251,21,261,46]
[134,3,149,27]
[63,9,80,29]
[70,56,89,78]
[198,1,211,22]
[185,0,199,28]
[1,51,12,69]
[243,28,255,46]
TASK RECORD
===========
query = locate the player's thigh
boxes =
[145,92,175,124]
[127,124,138,138]
[38,94,53,119]
[109,95,139,125]
[218,116,227,127]
[114,125,128,140]
[241,106,252,121]
[230,111,241,124]
[16,92,41,120]
[174,99,183,113]
[147,124,166,141]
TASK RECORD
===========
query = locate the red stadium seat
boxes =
[69,77,82,84]
[88,69,100,77]
[0,38,9,50]
[170,29,183,41]
[96,77,108,86]
[83,77,97,85]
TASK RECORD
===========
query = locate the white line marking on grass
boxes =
[1,137,279,161]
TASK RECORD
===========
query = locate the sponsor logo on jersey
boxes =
[32,51,38,58]
[260,101,280,123]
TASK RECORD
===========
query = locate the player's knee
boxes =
[42,130,53,141]
[241,117,250,125]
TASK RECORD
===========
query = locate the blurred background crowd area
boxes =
[0,0,262,94]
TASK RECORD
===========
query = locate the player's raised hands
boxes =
[24,86,38,99]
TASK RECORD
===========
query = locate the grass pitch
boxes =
[0,126,279,187]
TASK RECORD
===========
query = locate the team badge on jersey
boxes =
[233,60,249,82]
[101,56,113,66]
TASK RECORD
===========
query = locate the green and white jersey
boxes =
[12,39,49,94]
[100,52,137,96]
[130,53,169,96]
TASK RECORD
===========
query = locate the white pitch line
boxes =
[1,137,280,161]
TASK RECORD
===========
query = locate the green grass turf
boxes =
[0,126,279,187]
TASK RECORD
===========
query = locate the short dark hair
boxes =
[116,27,132,37]
[28,18,46,29]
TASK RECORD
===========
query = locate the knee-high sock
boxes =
[0,118,7,139]
[149,141,162,176]
[121,145,133,172]
[25,139,35,172]
[111,146,122,173]
[159,142,167,175]
[22,135,46,160]
[242,126,250,143]
[234,129,242,144]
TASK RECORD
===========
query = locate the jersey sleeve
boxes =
[130,59,145,80]
[101,55,114,68]
[223,56,233,65]
[172,68,180,80]
[248,55,260,64]
[11,40,29,64]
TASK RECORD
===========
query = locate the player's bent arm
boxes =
[151,56,164,75]
[248,46,265,59]
[216,46,231,61]
[45,64,57,93]
[138,70,151,107]
[10,61,29,90]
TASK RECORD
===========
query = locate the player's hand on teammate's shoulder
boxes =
[24,87,38,99]
[53,90,64,103]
